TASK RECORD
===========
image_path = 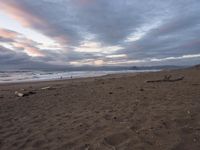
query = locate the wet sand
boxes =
[0,66,200,150]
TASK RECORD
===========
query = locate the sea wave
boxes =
[0,70,159,83]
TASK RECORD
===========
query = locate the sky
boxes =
[0,0,200,70]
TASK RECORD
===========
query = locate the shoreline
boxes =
[0,69,160,86]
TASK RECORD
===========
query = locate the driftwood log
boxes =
[146,75,184,83]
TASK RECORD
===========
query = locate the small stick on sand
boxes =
[146,76,184,83]
[41,86,51,90]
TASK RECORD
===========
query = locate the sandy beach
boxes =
[0,66,200,150]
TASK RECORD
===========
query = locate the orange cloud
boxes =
[24,46,44,57]
[0,1,45,27]
[0,27,44,57]
[13,42,44,57]
[0,1,70,45]
[0,28,18,38]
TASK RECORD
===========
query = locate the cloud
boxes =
[0,0,170,46]
[0,46,43,69]
[116,1,200,61]
[0,28,18,43]
[0,28,18,38]
[13,41,45,57]
[0,27,45,57]
[0,0,200,68]
[0,45,68,70]
[0,28,101,67]
[0,0,81,45]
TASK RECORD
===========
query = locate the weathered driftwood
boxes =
[15,91,24,97]
[146,76,184,83]
[15,91,36,97]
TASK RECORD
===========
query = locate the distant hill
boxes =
[130,65,187,70]
[193,64,200,69]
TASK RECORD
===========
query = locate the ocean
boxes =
[0,70,159,83]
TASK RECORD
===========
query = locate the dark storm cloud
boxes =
[42,49,101,63]
[0,46,27,65]
[0,27,101,68]
[0,0,200,68]
[0,45,101,70]
[0,0,175,45]
[116,0,200,60]
[0,0,82,45]
[71,0,172,45]
[0,46,51,69]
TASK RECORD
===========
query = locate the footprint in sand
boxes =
[104,132,130,147]
[32,139,46,148]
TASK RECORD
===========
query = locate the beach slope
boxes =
[0,66,200,150]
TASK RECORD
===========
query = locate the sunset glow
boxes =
[0,0,200,69]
